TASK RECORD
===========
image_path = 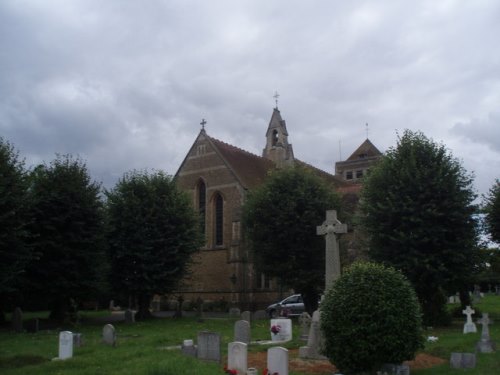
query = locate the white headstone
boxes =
[58,331,73,360]
[234,320,251,344]
[102,324,116,346]
[270,318,292,342]
[228,341,247,375]
[267,346,288,375]
[462,305,477,334]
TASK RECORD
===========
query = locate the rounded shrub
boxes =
[321,262,424,374]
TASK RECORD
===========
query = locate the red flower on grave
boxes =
[270,324,281,334]
[263,370,279,375]
[223,365,237,375]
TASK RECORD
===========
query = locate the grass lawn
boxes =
[0,295,499,375]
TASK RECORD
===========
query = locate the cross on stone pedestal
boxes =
[462,305,477,334]
[476,313,496,353]
[317,210,347,291]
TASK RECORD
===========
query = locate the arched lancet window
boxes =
[197,180,206,235]
[214,193,223,246]
[272,129,279,146]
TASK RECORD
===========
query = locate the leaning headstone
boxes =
[234,320,251,344]
[270,318,292,341]
[12,307,23,333]
[124,309,135,324]
[380,363,410,375]
[72,333,83,347]
[197,331,221,363]
[102,324,116,347]
[462,305,477,333]
[228,341,247,375]
[181,339,197,357]
[267,346,288,375]
[450,352,476,369]
[58,331,73,360]
[476,313,496,353]
[252,310,267,320]
[299,310,327,359]
[229,307,241,318]
[241,310,251,322]
[299,312,312,341]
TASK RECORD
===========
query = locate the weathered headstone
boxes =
[58,331,73,360]
[299,310,327,359]
[197,331,221,363]
[462,305,477,334]
[252,310,267,320]
[299,312,312,341]
[473,285,481,302]
[267,346,288,375]
[229,307,241,318]
[450,352,476,369]
[181,339,197,357]
[270,318,292,341]
[124,309,135,324]
[72,333,83,347]
[12,307,23,333]
[228,341,247,375]
[234,320,251,344]
[476,313,496,353]
[102,324,116,347]
[380,363,410,375]
[241,310,251,322]
[317,210,347,291]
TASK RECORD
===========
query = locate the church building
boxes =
[174,106,382,310]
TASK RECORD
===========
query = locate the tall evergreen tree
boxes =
[26,155,106,321]
[360,130,479,325]
[243,166,341,313]
[0,138,31,321]
[484,179,500,244]
[106,170,201,320]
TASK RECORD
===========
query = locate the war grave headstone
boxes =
[58,331,73,360]
[12,307,23,333]
[267,346,288,375]
[270,318,292,342]
[102,324,117,347]
[299,312,312,341]
[476,313,496,353]
[181,339,197,357]
[234,320,251,344]
[252,310,267,320]
[299,310,327,359]
[241,310,251,322]
[450,352,476,369]
[197,331,221,363]
[228,341,247,375]
[124,309,135,324]
[462,305,477,333]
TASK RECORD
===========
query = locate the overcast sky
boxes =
[1,0,499,198]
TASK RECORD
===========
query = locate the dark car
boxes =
[265,294,304,318]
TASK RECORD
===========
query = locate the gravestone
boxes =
[25,318,39,333]
[197,331,221,363]
[473,285,481,302]
[267,346,288,375]
[196,297,204,322]
[12,307,23,333]
[234,320,251,344]
[72,333,83,347]
[102,324,117,347]
[241,310,251,322]
[462,305,477,333]
[380,363,410,375]
[229,307,241,318]
[228,341,247,375]
[317,210,347,291]
[252,310,267,320]
[124,309,135,324]
[450,352,476,369]
[496,285,500,296]
[299,312,312,341]
[58,331,73,360]
[299,310,327,359]
[270,318,292,341]
[181,339,197,357]
[476,313,496,353]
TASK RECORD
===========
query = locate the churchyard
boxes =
[0,295,498,375]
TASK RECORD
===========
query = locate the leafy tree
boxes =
[25,155,106,321]
[321,262,423,374]
[360,130,479,325]
[243,166,341,313]
[0,138,31,321]
[106,170,202,320]
[484,179,500,244]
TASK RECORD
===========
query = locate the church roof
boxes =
[346,138,382,161]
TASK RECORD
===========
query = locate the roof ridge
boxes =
[207,134,269,161]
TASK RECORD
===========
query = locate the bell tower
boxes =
[262,96,294,167]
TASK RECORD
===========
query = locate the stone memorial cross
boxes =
[317,210,347,290]
[462,305,477,334]
[476,313,495,353]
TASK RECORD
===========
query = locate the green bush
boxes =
[321,262,424,374]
